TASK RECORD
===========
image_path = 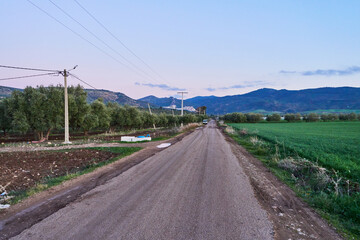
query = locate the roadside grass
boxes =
[225,122,360,239]
[109,123,200,144]
[1,124,199,148]
[41,127,177,146]
[7,147,141,205]
[0,128,160,148]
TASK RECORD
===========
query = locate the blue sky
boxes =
[1,0,360,99]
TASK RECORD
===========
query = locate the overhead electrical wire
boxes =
[0,64,97,89]
[22,0,176,91]
[0,64,59,73]
[69,73,97,90]
[0,72,59,81]
[47,0,159,83]
[73,0,166,82]
[26,0,153,82]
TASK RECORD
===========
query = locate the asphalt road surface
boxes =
[12,121,273,240]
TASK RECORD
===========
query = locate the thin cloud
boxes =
[170,94,182,98]
[279,70,296,74]
[220,84,245,90]
[207,81,270,91]
[135,82,186,91]
[206,87,217,92]
[280,66,360,76]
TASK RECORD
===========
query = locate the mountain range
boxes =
[1,85,360,114]
[139,87,360,114]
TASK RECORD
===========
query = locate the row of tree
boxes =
[222,113,264,123]
[0,85,206,139]
[222,112,360,123]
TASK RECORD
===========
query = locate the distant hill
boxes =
[138,95,181,107]
[0,86,151,108]
[141,87,360,114]
[0,86,23,99]
[85,89,152,108]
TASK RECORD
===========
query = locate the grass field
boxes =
[227,121,360,238]
[229,122,360,182]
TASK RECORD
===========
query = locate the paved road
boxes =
[12,121,273,240]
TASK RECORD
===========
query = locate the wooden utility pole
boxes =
[63,69,71,144]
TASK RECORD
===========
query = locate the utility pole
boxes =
[147,103,152,115]
[61,65,77,144]
[148,103,156,129]
[63,69,71,144]
[177,91,188,116]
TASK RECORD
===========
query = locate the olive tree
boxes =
[0,99,12,136]
[91,98,111,130]
[68,85,90,131]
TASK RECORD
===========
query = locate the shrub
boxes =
[304,113,319,122]
[339,113,357,121]
[245,113,263,123]
[266,113,281,122]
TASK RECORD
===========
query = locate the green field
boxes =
[229,122,360,182]
[228,121,360,238]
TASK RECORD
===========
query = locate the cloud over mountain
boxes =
[135,82,186,91]
[280,66,360,76]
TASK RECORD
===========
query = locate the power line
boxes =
[73,0,166,82]
[25,0,118,64]
[0,67,97,90]
[26,0,151,82]
[0,64,96,90]
[69,73,97,89]
[0,72,59,81]
[0,64,59,73]
[48,0,159,83]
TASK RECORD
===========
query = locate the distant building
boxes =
[163,104,176,110]
[163,105,197,112]
[182,106,197,112]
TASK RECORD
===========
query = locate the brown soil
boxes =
[0,150,117,192]
[224,131,343,240]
